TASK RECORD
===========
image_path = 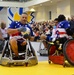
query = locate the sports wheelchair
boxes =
[0,37,38,67]
[48,36,74,67]
[37,40,48,56]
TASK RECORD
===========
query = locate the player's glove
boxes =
[17,26,26,32]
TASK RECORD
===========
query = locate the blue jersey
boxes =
[58,20,70,29]
[9,21,34,36]
[55,20,70,38]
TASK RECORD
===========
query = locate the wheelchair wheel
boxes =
[48,44,56,55]
[48,44,56,64]
[63,39,74,65]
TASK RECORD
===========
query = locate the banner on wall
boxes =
[7,7,35,25]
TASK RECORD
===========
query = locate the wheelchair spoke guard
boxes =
[63,39,74,65]
[48,44,56,55]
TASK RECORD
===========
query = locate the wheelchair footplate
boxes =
[0,55,38,67]
[48,41,66,66]
[0,39,38,67]
[49,55,64,65]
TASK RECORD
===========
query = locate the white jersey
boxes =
[0,28,8,38]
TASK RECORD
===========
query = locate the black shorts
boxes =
[17,38,26,52]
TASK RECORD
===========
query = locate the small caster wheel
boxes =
[63,63,70,67]
[48,60,51,64]
[63,63,66,67]
[25,62,28,66]
[40,53,43,56]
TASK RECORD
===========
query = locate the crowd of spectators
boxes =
[29,15,74,41]
[30,21,54,41]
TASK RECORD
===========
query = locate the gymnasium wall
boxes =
[0,0,74,26]
[57,0,70,19]
[0,7,35,27]
[70,0,74,16]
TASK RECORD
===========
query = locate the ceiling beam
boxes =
[0,0,50,7]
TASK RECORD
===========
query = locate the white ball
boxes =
[21,27,30,35]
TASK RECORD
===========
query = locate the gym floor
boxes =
[0,42,74,75]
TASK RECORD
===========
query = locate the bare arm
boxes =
[0,30,5,40]
[7,28,19,35]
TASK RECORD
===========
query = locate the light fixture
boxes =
[30,8,35,12]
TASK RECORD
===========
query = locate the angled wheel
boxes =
[48,44,56,64]
[63,39,74,65]
[48,44,56,55]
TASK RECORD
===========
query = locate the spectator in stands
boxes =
[69,15,74,33]
[0,21,8,40]
[0,21,8,53]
